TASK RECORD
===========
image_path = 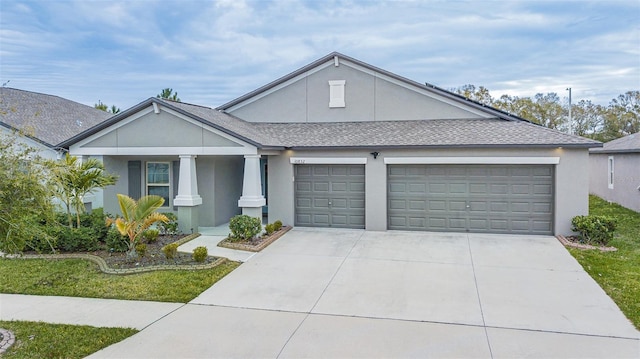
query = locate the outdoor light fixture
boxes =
[370,151,380,159]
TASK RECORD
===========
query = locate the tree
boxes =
[571,100,605,139]
[452,84,494,106]
[50,154,118,228]
[0,131,56,254]
[106,194,169,258]
[601,91,640,141]
[157,88,180,102]
[94,100,120,114]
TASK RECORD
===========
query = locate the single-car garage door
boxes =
[388,164,553,234]
[295,164,365,228]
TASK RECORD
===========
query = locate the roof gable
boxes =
[66,99,260,156]
[217,52,526,124]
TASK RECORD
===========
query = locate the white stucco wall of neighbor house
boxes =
[590,153,640,212]
[267,147,589,235]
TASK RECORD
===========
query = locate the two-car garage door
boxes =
[388,164,554,234]
[293,163,554,234]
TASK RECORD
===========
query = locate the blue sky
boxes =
[1,0,638,110]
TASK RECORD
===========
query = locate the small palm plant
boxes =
[106,194,169,258]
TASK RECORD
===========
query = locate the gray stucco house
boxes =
[589,133,640,212]
[1,87,111,209]
[60,52,601,235]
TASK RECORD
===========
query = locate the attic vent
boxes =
[328,80,346,108]
[76,120,82,127]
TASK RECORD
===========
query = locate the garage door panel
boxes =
[295,164,365,229]
[313,166,329,176]
[388,164,553,234]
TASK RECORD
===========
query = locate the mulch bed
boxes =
[24,234,220,269]
[218,226,292,252]
[556,235,617,252]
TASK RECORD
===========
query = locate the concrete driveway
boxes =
[90,228,640,358]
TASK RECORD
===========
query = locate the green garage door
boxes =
[388,164,554,234]
[295,164,365,228]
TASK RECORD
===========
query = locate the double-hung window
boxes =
[147,162,170,207]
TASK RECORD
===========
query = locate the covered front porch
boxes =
[64,98,273,233]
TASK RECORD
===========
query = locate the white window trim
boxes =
[146,161,171,207]
[608,156,614,189]
[290,157,367,165]
[383,157,560,165]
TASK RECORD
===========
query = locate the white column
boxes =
[174,155,202,206]
[238,154,266,216]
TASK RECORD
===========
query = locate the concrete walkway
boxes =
[0,294,182,330]
[2,228,639,358]
[177,224,256,262]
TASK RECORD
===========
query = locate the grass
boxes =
[568,195,640,330]
[0,320,137,359]
[0,259,240,303]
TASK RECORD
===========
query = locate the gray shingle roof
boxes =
[252,119,601,148]
[0,88,111,147]
[590,133,640,153]
[166,100,280,146]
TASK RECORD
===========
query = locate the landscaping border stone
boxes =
[0,328,15,355]
[2,233,229,274]
[218,226,292,252]
[556,235,617,252]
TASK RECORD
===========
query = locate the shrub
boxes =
[162,243,178,260]
[46,225,100,252]
[273,220,283,231]
[143,229,160,243]
[80,208,110,241]
[571,215,617,245]
[158,213,179,235]
[106,227,128,252]
[228,215,262,241]
[264,223,275,235]
[24,235,58,254]
[192,246,208,262]
[135,243,147,257]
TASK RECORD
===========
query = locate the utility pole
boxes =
[566,87,572,135]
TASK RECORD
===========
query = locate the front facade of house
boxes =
[62,53,600,235]
[589,133,640,212]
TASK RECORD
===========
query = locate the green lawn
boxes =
[0,259,239,303]
[569,195,640,330]
[0,320,137,359]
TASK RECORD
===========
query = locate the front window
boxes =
[147,162,170,206]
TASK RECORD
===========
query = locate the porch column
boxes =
[174,155,202,233]
[238,154,266,218]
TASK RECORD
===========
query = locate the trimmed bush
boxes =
[105,227,128,252]
[162,243,178,259]
[228,215,262,241]
[264,223,275,235]
[273,220,283,231]
[192,246,208,262]
[571,215,617,245]
[135,243,147,257]
[158,213,179,235]
[142,229,160,243]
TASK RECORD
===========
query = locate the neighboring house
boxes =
[0,87,112,208]
[589,133,640,212]
[60,52,601,235]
